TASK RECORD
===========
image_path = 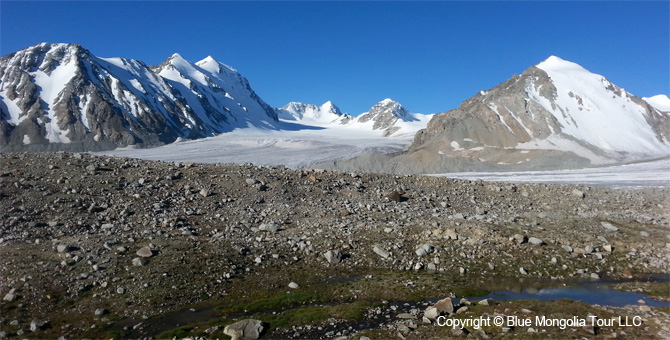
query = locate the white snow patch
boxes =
[644,95,670,112]
[450,141,463,151]
[534,56,669,157]
[431,158,670,189]
[22,135,30,144]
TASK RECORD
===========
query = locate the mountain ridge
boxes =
[0,43,278,151]
[318,56,670,173]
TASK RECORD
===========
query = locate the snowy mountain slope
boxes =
[644,94,670,112]
[0,43,278,151]
[321,56,670,174]
[277,101,353,126]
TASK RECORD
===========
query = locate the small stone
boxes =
[640,231,650,237]
[424,306,439,320]
[572,189,585,198]
[136,246,153,258]
[639,305,652,312]
[444,228,458,240]
[387,191,402,202]
[373,246,390,259]
[30,320,49,332]
[590,273,600,279]
[528,237,544,245]
[57,244,71,253]
[603,244,613,252]
[456,306,469,313]
[223,319,263,340]
[258,223,279,233]
[245,178,258,185]
[601,222,619,231]
[519,267,528,275]
[94,308,107,316]
[434,297,454,314]
[323,250,342,264]
[288,282,299,289]
[3,288,17,302]
[116,287,125,294]
[513,234,527,244]
[478,299,490,306]
[132,257,147,266]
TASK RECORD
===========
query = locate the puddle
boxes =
[473,274,670,308]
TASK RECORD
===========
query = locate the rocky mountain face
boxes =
[322,57,670,173]
[277,101,353,125]
[356,99,418,136]
[0,43,278,151]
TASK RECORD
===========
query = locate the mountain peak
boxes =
[536,55,588,74]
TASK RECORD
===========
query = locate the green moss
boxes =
[218,290,324,313]
[156,326,194,339]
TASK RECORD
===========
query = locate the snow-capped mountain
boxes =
[321,56,670,174]
[276,98,432,137]
[0,43,277,151]
[355,98,422,136]
[277,101,353,126]
[407,56,670,169]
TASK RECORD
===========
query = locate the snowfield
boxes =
[97,123,413,169]
[97,125,669,189]
[432,158,670,189]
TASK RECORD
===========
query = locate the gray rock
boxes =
[136,246,153,258]
[29,320,48,331]
[258,223,279,233]
[572,189,585,198]
[528,237,544,245]
[94,308,107,316]
[323,250,342,264]
[132,257,147,266]
[513,234,527,244]
[3,288,17,302]
[424,306,439,320]
[519,267,528,275]
[601,222,619,231]
[288,282,299,289]
[245,178,259,185]
[223,319,264,340]
[56,244,72,253]
[373,245,390,259]
[562,245,573,252]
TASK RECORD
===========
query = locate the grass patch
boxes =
[218,290,325,313]
[156,326,195,339]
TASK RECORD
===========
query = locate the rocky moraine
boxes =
[1,152,669,339]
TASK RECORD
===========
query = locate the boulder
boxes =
[224,319,264,340]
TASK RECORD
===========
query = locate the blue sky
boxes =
[1,1,668,115]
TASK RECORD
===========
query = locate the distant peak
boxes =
[380,98,396,104]
[320,101,342,115]
[168,53,186,62]
[197,55,218,64]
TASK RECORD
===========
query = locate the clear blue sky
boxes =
[1,1,668,115]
